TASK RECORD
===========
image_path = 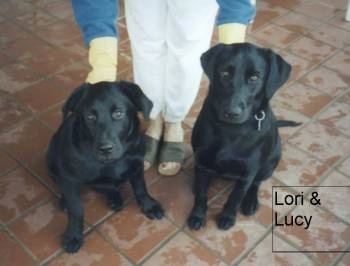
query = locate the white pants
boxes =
[125,0,218,122]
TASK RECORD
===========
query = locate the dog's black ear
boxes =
[62,83,88,119]
[118,81,153,119]
[264,49,291,99]
[200,44,226,81]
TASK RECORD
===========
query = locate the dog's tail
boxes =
[277,120,302,128]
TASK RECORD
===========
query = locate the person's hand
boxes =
[86,37,118,84]
[218,23,247,44]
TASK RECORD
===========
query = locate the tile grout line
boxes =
[21,155,61,196]
[283,40,341,71]
[283,87,350,144]
[271,228,324,264]
[230,225,276,265]
[39,249,65,266]
[0,90,33,127]
[250,4,347,53]
[173,227,231,265]
[0,142,60,197]
[137,229,184,265]
[0,149,22,178]
[332,242,350,265]
[230,223,320,266]
[4,196,54,227]
[97,221,180,266]
[283,2,348,32]
[86,229,138,266]
[250,0,327,35]
[1,222,40,264]
[0,145,62,199]
[0,64,137,137]
[335,154,350,178]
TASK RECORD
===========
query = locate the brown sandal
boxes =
[157,141,185,176]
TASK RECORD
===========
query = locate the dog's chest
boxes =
[98,163,126,179]
[202,138,261,180]
[76,159,128,184]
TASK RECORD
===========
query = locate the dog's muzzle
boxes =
[221,105,249,124]
[94,142,121,163]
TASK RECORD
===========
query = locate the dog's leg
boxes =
[239,159,279,216]
[187,166,212,230]
[240,182,261,216]
[217,178,254,230]
[89,180,124,211]
[128,164,164,219]
[59,183,84,253]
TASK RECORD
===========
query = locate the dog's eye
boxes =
[220,71,231,78]
[248,74,260,82]
[219,65,234,80]
[112,110,124,120]
[86,114,96,121]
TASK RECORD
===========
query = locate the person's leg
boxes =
[124,0,167,169]
[159,0,218,175]
[125,0,167,121]
[164,0,218,122]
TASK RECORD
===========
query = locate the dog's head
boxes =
[62,81,152,163]
[201,43,291,124]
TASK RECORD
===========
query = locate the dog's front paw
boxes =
[217,214,236,230]
[141,199,165,220]
[187,213,206,230]
[63,233,83,253]
[240,197,259,216]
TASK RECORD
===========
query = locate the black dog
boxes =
[46,81,164,253]
[187,43,300,230]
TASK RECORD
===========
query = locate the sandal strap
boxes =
[159,141,185,163]
[144,135,160,165]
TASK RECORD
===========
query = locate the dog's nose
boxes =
[98,143,114,154]
[224,106,243,118]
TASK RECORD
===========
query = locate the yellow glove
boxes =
[86,37,118,84]
[218,23,247,44]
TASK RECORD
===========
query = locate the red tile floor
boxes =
[0,0,350,265]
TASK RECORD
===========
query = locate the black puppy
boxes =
[187,43,300,230]
[46,81,164,253]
